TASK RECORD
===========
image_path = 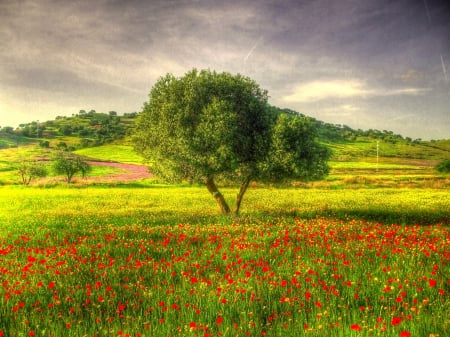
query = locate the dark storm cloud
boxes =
[0,0,449,138]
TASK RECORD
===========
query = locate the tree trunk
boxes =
[206,177,231,215]
[234,176,251,215]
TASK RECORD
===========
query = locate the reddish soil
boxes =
[86,161,152,182]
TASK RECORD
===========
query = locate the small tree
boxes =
[52,152,91,183]
[435,159,450,173]
[17,161,47,185]
[134,69,330,215]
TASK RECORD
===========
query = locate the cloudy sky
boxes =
[1,0,449,139]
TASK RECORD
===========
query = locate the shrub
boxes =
[435,159,450,173]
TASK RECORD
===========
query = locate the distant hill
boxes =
[1,107,449,163]
[268,106,450,161]
[1,107,449,187]
[0,110,138,150]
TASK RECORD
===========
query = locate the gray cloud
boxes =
[0,0,449,139]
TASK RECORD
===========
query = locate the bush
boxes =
[435,159,450,173]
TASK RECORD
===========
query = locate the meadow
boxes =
[0,186,448,337]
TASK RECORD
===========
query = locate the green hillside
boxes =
[1,108,449,187]
[0,110,137,150]
[75,145,145,165]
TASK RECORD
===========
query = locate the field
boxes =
[0,186,448,337]
[0,135,449,336]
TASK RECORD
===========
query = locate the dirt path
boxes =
[87,161,152,181]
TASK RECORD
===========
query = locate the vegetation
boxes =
[0,110,137,150]
[52,151,91,183]
[134,69,329,215]
[0,186,448,337]
[0,81,449,336]
[435,159,450,173]
[75,145,145,165]
[16,160,47,185]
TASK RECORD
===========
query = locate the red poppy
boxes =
[216,317,223,325]
[350,324,362,331]
[400,331,411,337]
[391,317,402,326]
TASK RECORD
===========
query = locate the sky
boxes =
[0,0,449,140]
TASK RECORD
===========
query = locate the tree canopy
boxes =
[52,152,91,184]
[134,69,330,214]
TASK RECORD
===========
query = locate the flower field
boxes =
[0,187,448,336]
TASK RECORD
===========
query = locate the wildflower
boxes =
[400,331,411,337]
[216,317,223,325]
[391,317,402,326]
[350,324,362,331]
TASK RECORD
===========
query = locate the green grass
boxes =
[75,145,145,164]
[329,161,424,170]
[0,186,448,336]
[326,138,450,161]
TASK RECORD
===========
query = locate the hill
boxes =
[0,107,449,187]
[0,110,138,150]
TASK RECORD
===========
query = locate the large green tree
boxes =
[134,69,330,215]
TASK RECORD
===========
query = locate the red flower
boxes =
[28,332,35,337]
[350,324,362,331]
[429,279,436,287]
[216,317,223,325]
[190,322,196,329]
[400,331,411,337]
[391,317,402,326]
[48,281,55,289]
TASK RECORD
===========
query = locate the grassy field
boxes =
[1,143,449,188]
[0,135,449,336]
[75,145,146,165]
[0,186,448,337]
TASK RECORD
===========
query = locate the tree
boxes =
[17,161,47,185]
[435,159,450,173]
[1,126,14,134]
[52,152,91,183]
[134,69,330,215]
